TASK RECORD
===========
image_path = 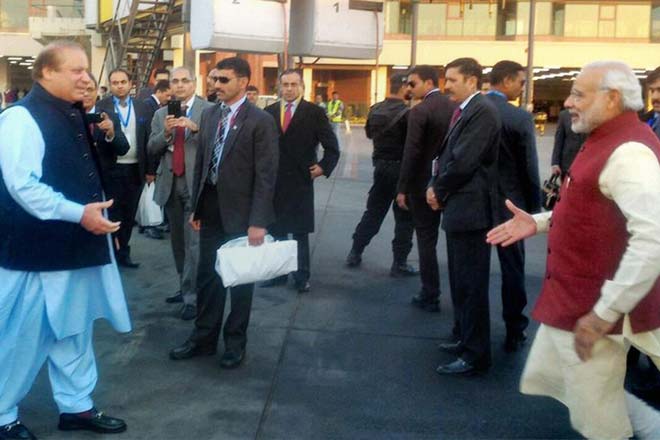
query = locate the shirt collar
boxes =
[460,92,481,111]
[151,94,160,105]
[486,89,508,100]
[282,96,302,111]
[113,95,131,108]
[87,106,96,113]
[183,95,195,110]
[424,88,440,99]
[223,95,247,115]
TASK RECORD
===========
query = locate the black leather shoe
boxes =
[220,350,245,369]
[165,291,183,304]
[169,340,216,360]
[296,281,311,293]
[345,249,362,267]
[0,421,36,440]
[438,340,464,356]
[180,304,196,321]
[58,408,126,434]
[117,255,139,269]
[411,293,440,313]
[144,227,164,240]
[504,331,527,353]
[390,262,419,277]
[436,358,479,376]
[259,276,287,288]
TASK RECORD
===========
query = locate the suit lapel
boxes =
[186,97,202,140]
[273,104,283,134]
[219,103,249,163]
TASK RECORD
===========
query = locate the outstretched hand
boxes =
[80,199,121,235]
[486,199,537,247]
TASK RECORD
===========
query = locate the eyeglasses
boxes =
[211,76,232,84]
[171,78,192,85]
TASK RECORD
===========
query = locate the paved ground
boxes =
[21,125,589,439]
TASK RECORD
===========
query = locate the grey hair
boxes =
[583,61,643,112]
[170,66,194,81]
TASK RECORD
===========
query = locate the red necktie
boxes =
[172,127,185,177]
[450,107,462,127]
[282,102,292,132]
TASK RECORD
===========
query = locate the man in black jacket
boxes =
[486,60,541,352]
[397,65,456,312]
[169,57,279,369]
[81,72,130,183]
[551,109,586,178]
[428,58,501,375]
[96,68,156,268]
[346,73,417,277]
[262,69,339,293]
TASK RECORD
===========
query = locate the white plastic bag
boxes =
[135,182,163,227]
[215,235,298,287]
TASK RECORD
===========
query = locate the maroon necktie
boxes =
[450,107,462,127]
[282,102,293,132]
[172,126,185,176]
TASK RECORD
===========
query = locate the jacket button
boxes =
[88,171,94,178]
[546,274,551,279]
[78,133,83,139]
[83,153,89,159]
[92,193,99,199]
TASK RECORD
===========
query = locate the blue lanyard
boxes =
[648,115,658,128]
[113,96,132,128]
[487,90,508,100]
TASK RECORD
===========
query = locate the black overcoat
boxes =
[264,99,340,233]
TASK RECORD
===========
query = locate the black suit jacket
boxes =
[264,99,339,233]
[398,90,456,196]
[551,109,586,172]
[431,93,501,232]
[96,96,155,179]
[485,93,541,219]
[143,95,160,124]
[192,100,279,234]
[85,112,130,182]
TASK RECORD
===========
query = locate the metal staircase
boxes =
[100,0,177,91]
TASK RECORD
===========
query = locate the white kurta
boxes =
[523,141,660,439]
[0,104,131,425]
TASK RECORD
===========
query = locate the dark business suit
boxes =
[143,95,161,124]
[264,99,339,285]
[96,96,155,260]
[431,93,501,368]
[85,111,130,185]
[397,90,455,302]
[551,109,586,176]
[486,92,541,337]
[189,99,278,354]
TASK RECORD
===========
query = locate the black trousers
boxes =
[272,233,310,283]
[446,229,491,368]
[496,241,529,335]
[190,185,254,354]
[408,194,441,300]
[106,163,142,258]
[351,160,414,263]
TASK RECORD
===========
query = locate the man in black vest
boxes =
[262,69,339,292]
[0,40,130,439]
[97,68,156,267]
[346,73,417,277]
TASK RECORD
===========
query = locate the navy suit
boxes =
[486,92,541,337]
[431,93,501,368]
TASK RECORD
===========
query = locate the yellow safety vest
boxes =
[327,99,344,123]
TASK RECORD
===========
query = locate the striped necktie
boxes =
[208,104,231,185]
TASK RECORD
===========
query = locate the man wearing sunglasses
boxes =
[397,65,456,313]
[169,57,278,370]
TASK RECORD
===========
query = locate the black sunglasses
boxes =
[211,76,232,84]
